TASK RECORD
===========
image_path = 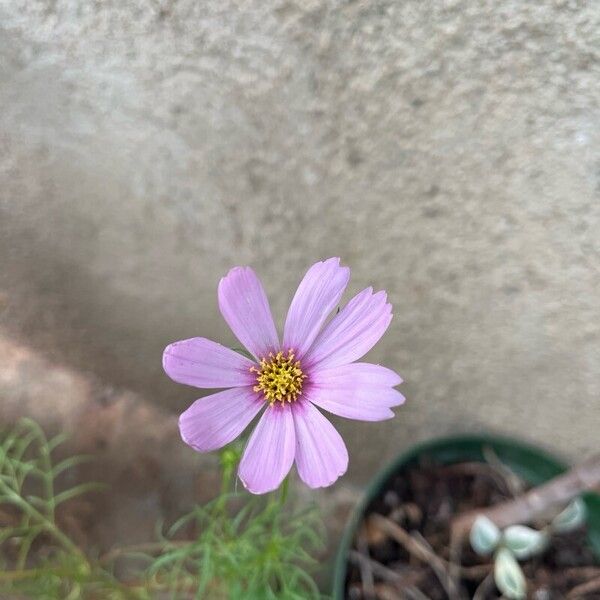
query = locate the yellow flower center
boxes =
[251,350,306,406]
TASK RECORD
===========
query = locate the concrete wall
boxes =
[1,0,599,483]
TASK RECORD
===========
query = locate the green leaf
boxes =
[53,482,106,506]
[552,498,586,533]
[503,525,547,559]
[470,515,501,555]
[51,455,94,478]
[494,547,526,599]
[47,433,69,454]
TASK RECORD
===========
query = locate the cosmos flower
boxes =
[163,258,404,494]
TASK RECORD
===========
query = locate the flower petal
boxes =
[238,405,295,494]
[218,267,279,360]
[283,258,350,359]
[305,287,392,369]
[304,380,404,421]
[163,337,256,388]
[310,362,403,388]
[292,401,348,488]
[179,387,264,452]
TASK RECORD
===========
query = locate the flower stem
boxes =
[279,476,289,507]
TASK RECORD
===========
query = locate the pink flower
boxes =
[163,258,404,494]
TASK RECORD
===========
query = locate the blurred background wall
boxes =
[1,0,599,492]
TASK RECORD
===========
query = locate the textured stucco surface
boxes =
[1,0,599,483]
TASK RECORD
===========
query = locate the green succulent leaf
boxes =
[503,525,547,559]
[552,498,586,533]
[470,515,501,555]
[494,547,526,599]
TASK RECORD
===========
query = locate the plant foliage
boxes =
[0,419,325,599]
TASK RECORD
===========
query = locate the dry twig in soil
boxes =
[369,514,467,599]
[451,454,600,539]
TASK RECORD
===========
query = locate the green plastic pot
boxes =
[332,434,600,598]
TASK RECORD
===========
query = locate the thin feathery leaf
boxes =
[53,482,106,506]
[51,455,94,478]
